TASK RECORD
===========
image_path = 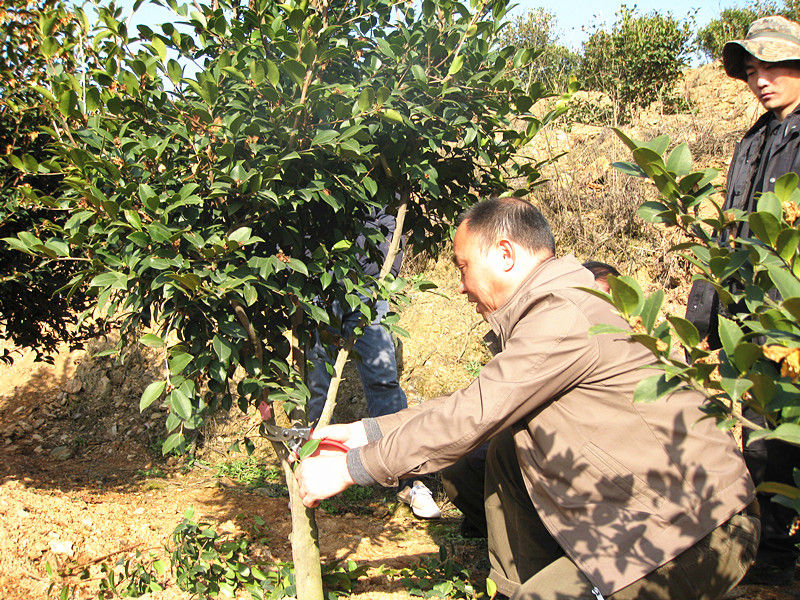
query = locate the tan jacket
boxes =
[349,255,754,595]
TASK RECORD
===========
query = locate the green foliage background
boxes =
[0,0,95,363]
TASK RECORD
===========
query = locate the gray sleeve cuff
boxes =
[363,418,383,443]
[346,448,377,486]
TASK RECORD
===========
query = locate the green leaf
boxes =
[763,423,800,445]
[331,240,352,251]
[665,143,691,176]
[140,380,166,411]
[733,343,762,372]
[768,263,800,299]
[265,59,280,86]
[213,335,233,365]
[411,64,427,82]
[448,55,464,76]
[776,228,800,262]
[162,432,185,455]
[167,59,183,82]
[756,191,783,219]
[312,130,338,146]
[719,376,752,403]
[140,333,165,348]
[297,438,320,459]
[169,352,193,375]
[228,227,252,244]
[169,388,192,420]
[633,373,682,403]
[773,172,799,203]
[357,88,374,112]
[376,38,394,58]
[612,161,646,178]
[381,109,403,124]
[667,316,700,348]
[640,289,664,333]
[717,315,743,359]
[748,212,780,246]
[606,276,642,317]
[643,134,670,156]
[757,481,800,499]
[282,59,306,86]
[90,271,128,290]
[150,36,167,61]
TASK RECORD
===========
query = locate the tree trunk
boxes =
[284,460,324,600]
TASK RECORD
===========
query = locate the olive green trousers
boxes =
[481,429,760,600]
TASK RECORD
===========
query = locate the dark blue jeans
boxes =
[307,299,407,424]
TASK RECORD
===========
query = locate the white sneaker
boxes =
[397,480,442,519]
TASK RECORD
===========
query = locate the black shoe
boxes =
[459,517,487,539]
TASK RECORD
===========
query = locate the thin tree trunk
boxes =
[284,460,324,600]
[232,299,323,600]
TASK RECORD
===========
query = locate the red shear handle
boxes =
[318,438,349,453]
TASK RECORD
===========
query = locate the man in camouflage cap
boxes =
[686,14,800,586]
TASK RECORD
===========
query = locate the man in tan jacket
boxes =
[296,197,759,599]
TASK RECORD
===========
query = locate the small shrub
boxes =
[578,5,695,124]
[498,8,580,94]
[215,457,281,487]
[170,508,365,599]
[696,6,765,61]
[384,545,482,599]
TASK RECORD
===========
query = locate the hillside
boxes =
[1,63,797,600]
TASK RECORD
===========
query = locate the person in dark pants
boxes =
[685,15,800,586]
[306,208,441,519]
[441,260,621,539]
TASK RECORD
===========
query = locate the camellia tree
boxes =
[4,0,568,595]
[0,0,96,363]
[594,131,800,515]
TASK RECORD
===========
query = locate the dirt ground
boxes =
[2,62,800,599]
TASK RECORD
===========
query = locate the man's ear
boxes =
[496,238,515,272]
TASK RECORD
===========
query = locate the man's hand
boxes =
[295,451,355,507]
[311,421,369,449]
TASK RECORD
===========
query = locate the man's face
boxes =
[453,221,507,318]
[744,56,800,120]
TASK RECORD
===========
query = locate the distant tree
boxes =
[0,0,94,363]
[696,1,800,62]
[578,5,694,123]
[498,8,580,94]
[696,6,772,61]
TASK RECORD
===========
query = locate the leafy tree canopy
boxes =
[6,0,565,453]
[578,5,694,123]
[0,0,95,363]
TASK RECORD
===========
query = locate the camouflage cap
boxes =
[723,15,800,80]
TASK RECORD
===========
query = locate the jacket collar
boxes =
[484,254,592,347]
[747,104,800,139]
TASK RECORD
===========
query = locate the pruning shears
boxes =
[261,423,349,460]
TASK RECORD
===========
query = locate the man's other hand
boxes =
[296,451,355,507]
[312,421,369,449]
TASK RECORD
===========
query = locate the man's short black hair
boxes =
[457,197,555,256]
[582,261,620,280]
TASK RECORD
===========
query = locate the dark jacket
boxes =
[686,107,800,341]
[349,255,753,595]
